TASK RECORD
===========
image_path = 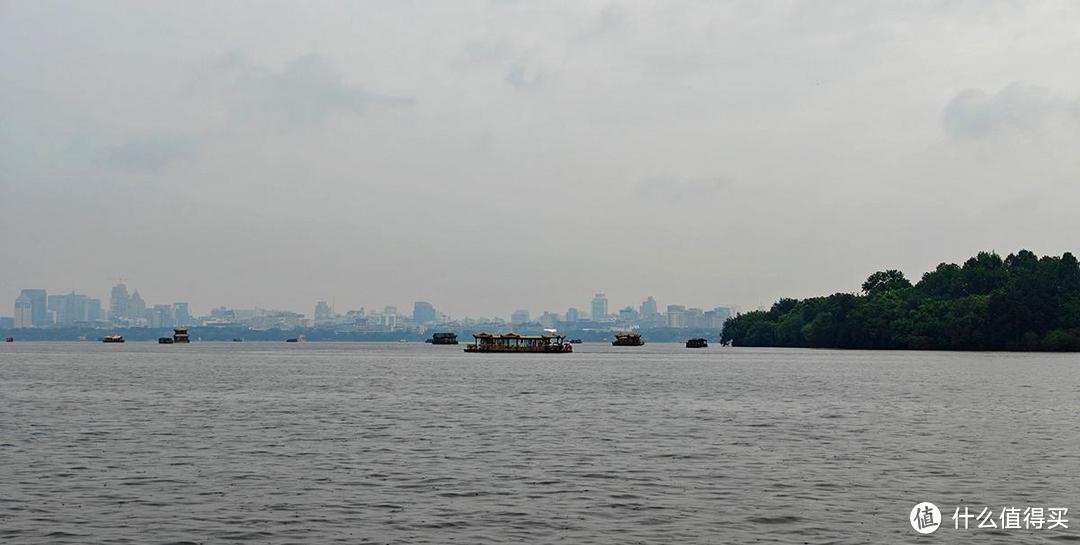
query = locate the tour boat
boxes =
[427,332,459,345]
[172,327,190,344]
[612,332,644,346]
[465,332,573,353]
[101,335,125,343]
[686,338,708,348]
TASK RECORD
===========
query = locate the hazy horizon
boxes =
[4,1,1080,319]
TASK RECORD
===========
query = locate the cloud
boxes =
[504,63,543,90]
[942,82,1079,139]
[196,53,414,128]
[104,133,199,172]
[636,176,734,200]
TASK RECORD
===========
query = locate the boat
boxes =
[286,335,306,343]
[465,332,573,353]
[172,327,190,344]
[426,332,459,345]
[4,337,12,342]
[101,335,125,343]
[569,339,583,344]
[686,338,708,348]
[158,337,174,344]
[232,338,243,342]
[612,332,644,346]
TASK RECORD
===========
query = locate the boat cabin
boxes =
[465,332,573,353]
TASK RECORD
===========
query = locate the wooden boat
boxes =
[101,335,125,343]
[172,327,190,344]
[686,338,708,348]
[465,332,573,353]
[427,332,459,345]
[612,332,644,346]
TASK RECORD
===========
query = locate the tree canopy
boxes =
[720,250,1080,351]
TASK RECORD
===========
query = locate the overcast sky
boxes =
[3,1,1080,319]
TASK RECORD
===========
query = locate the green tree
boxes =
[861,270,912,295]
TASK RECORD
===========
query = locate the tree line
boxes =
[720,250,1080,351]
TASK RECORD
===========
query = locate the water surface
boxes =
[1,342,1077,543]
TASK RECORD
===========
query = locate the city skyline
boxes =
[4,280,733,329]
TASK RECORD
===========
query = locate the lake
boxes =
[1,342,1077,543]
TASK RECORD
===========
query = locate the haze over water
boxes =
[2,343,1076,543]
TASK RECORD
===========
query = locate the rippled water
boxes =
[1,342,1077,543]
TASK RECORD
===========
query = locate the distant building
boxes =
[127,290,146,322]
[19,289,48,327]
[618,306,638,322]
[173,302,190,326]
[565,307,580,323]
[703,307,732,328]
[666,305,687,328]
[109,284,129,322]
[49,292,96,325]
[539,311,559,329]
[87,299,103,322]
[149,304,175,328]
[591,293,609,322]
[511,309,531,324]
[686,307,705,328]
[14,295,33,328]
[381,306,399,329]
[640,296,658,317]
[413,301,436,324]
[314,301,332,324]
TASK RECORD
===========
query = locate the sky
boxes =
[3,1,1080,319]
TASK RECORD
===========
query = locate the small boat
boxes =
[172,327,190,344]
[4,337,13,343]
[612,332,644,346]
[158,337,174,344]
[426,332,459,345]
[232,338,243,342]
[101,335,125,343]
[569,339,583,344]
[286,335,306,343]
[686,338,708,348]
[465,332,573,353]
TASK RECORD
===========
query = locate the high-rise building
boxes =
[703,307,732,328]
[109,284,130,322]
[314,301,332,324]
[591,293,609,322]
[539,311,559,328]
[413,301,436,324]
[640,296,658,317]
[14,295,33,328]
[127,290,146,321]
[87,299,103,322]
[666,305,687,328]
[173,303,190,326]
[19,289,48,327]
[149,304,175,328]
[618,306,639,322]
[511,309,531,324]
[565,307,580,323]
[48,292,90,325]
